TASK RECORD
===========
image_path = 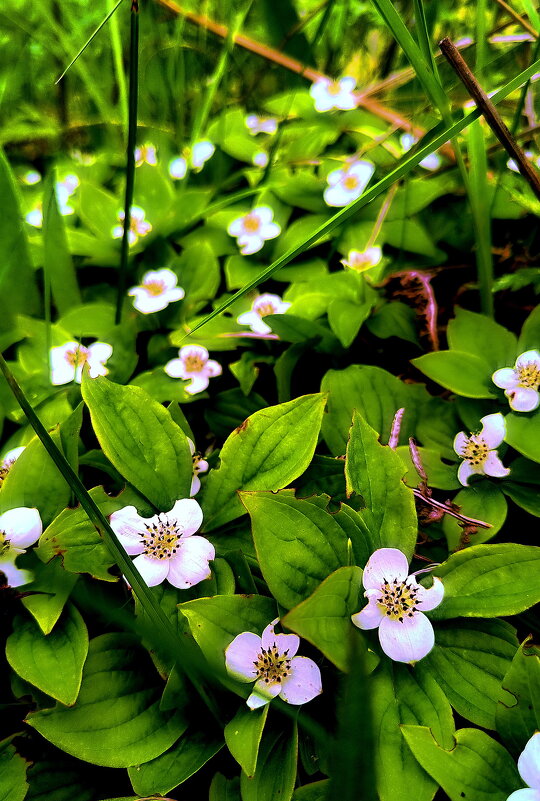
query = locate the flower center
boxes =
[243,214,261,233]
[253,642,292,685]
[377,578,421,622]
[461,437,489,466]
[142,516,182,560]
[183,354,206,372]
[517,363,540,390]
[327,81,342,96]
[256,302,277,318]
[65,346,89,368]
[343,174,360,190]
[144,280,166,297]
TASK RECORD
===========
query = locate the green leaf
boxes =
[321,365,428,455]
[27,633,188,768]
[25,758,103,801]
[431,543,540,619]
[395,446,460,490]
[20,553,78,634]
[240,721,298,801]
[175,242,220,317]
[367,302,419,345]
[503,457,540,516]
[241,491,348,609]
[57,303,115,339]
[420,619,518,728]
[447,309,517,372]
[42,171,81,316]
[292,780,329,800]
[346,411,418,560]
[0,738,28,801]
[402,726,520,801]
[201,394,327,531]
[381,219,444,259]
[81,374,193,509]
[327,299,372,348]
[442,482,508,549]
[411,351,496,398]
[282,566,366,672]
[496,638,540,754]
[224,704,269,777]
[209,773,241,801]
[505,411,540,464]
[518,304,540,351]
[6,605,88,705]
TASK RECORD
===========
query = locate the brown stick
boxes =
[439,36,540,200]
[492,0,539,38]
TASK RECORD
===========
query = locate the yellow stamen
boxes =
[143,280,166,297]
[184,354,205,372]
[517,363,540,390]
[243,214,261,233]
[253,642,292,684]
[377,578,420,622]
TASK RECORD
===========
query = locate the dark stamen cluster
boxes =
[378,577,422,623]
[253,642,292,684]
[142,515,183,560]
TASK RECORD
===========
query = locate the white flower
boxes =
[324,160,375,207]
[507,732,540,801]
[493,351,540,413]
[237,293,291,335]
[127,268,185,314]
[400,133,441,171]
[191,140,215,170]
[109,499,214,589]
[0,507,42,588]
[49,341,113,386]
[225,618,322,710]
[169,157,187,180]
[341,247,382,272]
[111,205,152,246]
[25,204,43,228]
[227,206,281,255]
[453,412,510,486]
[0,447,25,487]
[351,548,444,664]
[187,438,209,496]
[245,114,278,135]
[309,76,357,112]
[164,345,222,395]
[507,151,539,173]
[253,151,269,169]
[22,170,41,186]
[135,144,158,167]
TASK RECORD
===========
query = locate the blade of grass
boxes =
[183,56,540,339]
[108,0,129,135]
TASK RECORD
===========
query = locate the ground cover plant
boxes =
[1,0,540,799]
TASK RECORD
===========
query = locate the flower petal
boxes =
[167,498,203,537]
[0,507,42,548]
[483,451,510,479]
[351,591,385,630]
[228,217,246,236]
[453,432,469,456]
[247,680,282,709]
[324,185,350,207]
[238,234,264,255]
[261,620,300,657]
[378,612,435,663]
[205,359,222,377]
[516,350,540,370]
[164,358,187,379]
[259,222,281,240]
[254,206,273,225]
[0,556,34,588]
[506,791,540,801]
[362,548,409,590]
[414,577,445,612]
[457,459,476,486]
[479,412,506,448]
[225,631,262,681]
[49,345,77,386]
[339,76,356,91]
[132,553,169,586]
[509,387,540,413]
[167,536,214,588]
[185,374,210,395]
[280,656,322,705]
[109,505,145,555]
[190,475,201,496]
[518,732,540,790]
[88,342,113,363]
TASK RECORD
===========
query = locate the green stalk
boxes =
[108,0,129,135]
[115,1,139,325]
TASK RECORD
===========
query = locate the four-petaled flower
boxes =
[351,548,444,664]
[493,350,540,413]
[0,447,25,487]
[507,732,540,801]
[109,499,214,589]
[227,206,281,255]
[245,115,278,135]
[50,341,113,386]
[112,206,152,246]
[400,133,441,171]
[453,412,510,486]
[187,438,209,496]
[324,160,375,207]
[225,618,322,710]
[237,293,291,335]
[0,507,43,588]
[310,76,357,112]
[164,345,222,395]
[135,144,158,167]
[341,247,382,272]
[127,268,185,314]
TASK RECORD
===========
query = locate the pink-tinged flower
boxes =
[112,205,152,246]
[135,144,158,167]
[401,133,441,171]
[507,732,540,801]
[351,548,444,664]
[49,341,113,386]
[245,114,278,135]
[225,618,322,710]
[341,247,382,272]
[169,156,188,180]
[0,446,25,487]
[493,351,540,413]
[453,412,510,486]
[0,507,42,588]
[310,76,357,112]
[237,293,291,335]
[187,438,209,495]
[22,170,42,186]
[109,499,214,589]
[191,140,215,170]
[253,151,269,169]
[127,268,185,314]
[324,160,375,207]
[227,206,281,255]
[164,345,222,395]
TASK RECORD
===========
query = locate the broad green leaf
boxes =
[57,303,116,339]
[292,780,329,800]
[175,242,220,317]
[20,554,78,634]
[420,619,518,728]
[128,727,223,795]
[209,773,241,801]
[224,704,269,777]
[346,411,417,559]
[327,299,372,348]
[447,309,517,372]
[503,457,540,516]
[381,218,444,259]
[25,758,104,801]
[0,738,28,801]
[518,304,540,351]
[321,365,428,455]
[442,482,508,549]
[432,543,540,619]
[240,721,298,801]
[205,389,266,438]
[411,351,496,398]
[367,301,419,345]
[81,374,193,509]
[42,171,81,316]
[6,605,88,705]
[27,633,188,768]
[496,638,540,754]
[505,412,540,464]
[241,491,348,609]
[416,398,461,460]
[201,394,326,531]
[282,566,367,672]
[402,726,520,801]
